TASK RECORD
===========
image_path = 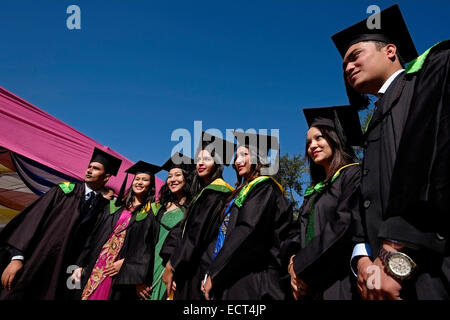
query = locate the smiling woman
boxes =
[201,131,294,300]
[141,152,195,300]
[306,127,333,177]
[160,132,235,300]
[131,173,151,196]
[75,161,161,300]
[287,105,363,300]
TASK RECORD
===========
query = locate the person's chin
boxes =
[198,171,209,178]
[238,169,249,177]
[313,158,324,165]
[355,86,366,94]
[353,79,373,95]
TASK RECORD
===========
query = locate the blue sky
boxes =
[1,0,449,186]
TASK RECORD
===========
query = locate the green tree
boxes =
[274,152,308,219]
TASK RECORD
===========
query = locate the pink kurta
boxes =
[82,209,132,300]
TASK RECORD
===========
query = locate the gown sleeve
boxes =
[115,213,157,285]
[159,219,184,267]
[0,186,63,254]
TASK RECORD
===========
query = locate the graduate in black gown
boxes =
[136,152,195,300]
[288,105,363,300]
[0,147,122,300]
[202,131,294,300]
[161,132,235,300]
[75,161,160,300]
[332,4,450,299]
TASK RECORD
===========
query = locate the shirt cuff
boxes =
[11,255,24,261]
[350,243,372,277]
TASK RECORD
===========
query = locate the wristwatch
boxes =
[378,246,417,281]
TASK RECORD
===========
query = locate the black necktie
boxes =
[375,92,384,108]
[81,191,95,215]
[85,191,94,202]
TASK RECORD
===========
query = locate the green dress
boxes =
[150,206,185,300]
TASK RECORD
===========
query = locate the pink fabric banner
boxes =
[0,86,163,194]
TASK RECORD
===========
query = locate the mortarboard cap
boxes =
[303,105,362,147]
[89,147,122,176]
[232,131,279,165]
[332,4,418,63]
[161,152,196,173]
[125,161,162,175]
[194,131,236,166]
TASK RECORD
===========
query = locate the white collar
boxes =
[84,183,97,196]
[377,69,405,96]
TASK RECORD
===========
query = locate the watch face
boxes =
[388,253,412,277]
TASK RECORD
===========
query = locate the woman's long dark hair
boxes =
[158,168,193,210]
[220,146,269,219]
[190,148,224,198]
[306,125,356,186]
[122,173,156,213]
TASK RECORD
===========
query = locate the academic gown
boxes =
[361,41,450,299]
[159,178,233,300]
[292,164,362,300]
[0,182,106,300]
[206,178,294,300]
[76,201,157,300]
[61,189,109,300]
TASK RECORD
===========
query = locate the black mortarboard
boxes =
[89,147,122,176]
[161,152,196,172]
[332,4,418,63]
[302,105,362,147]
[115,161,161,206]
[125,161,162,175]
[232,131,280,165]
[194,131,236,166]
